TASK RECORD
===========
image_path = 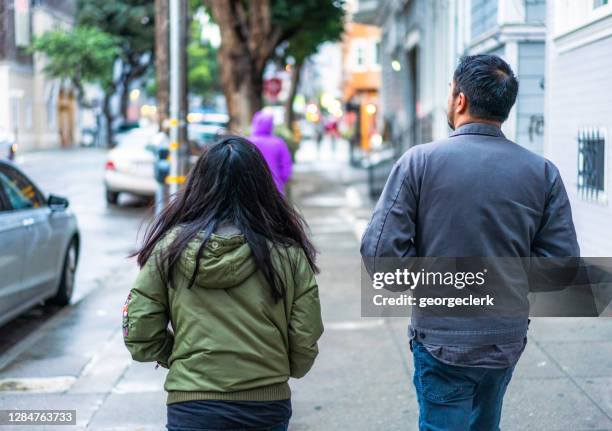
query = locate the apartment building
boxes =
[0,0,77,152]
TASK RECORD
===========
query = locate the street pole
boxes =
[168,0,187,195]
[179,0,189,179]
[154,0,169,131]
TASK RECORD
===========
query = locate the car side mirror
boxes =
[48,194,69,211]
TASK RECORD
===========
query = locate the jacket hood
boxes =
[251,110,274,136]
[177,233,257,289]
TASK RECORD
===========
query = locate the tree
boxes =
[203,0,345,131]
[280,10,344,128]
[30,27,120,146]
[77,0,155,121]
[188,15,221,105]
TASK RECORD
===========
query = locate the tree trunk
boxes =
[250,68,264,116]
[205,1,280,133]
[218,47,263,133]
[155,0,169,131]
[119,73,130,122]
[102,92,114,148]
[284,61,303,129]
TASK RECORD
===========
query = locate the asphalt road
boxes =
[0,148,150,355]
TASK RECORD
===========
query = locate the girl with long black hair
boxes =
[123,136,323,431]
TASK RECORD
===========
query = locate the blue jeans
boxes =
[412,342,514,431]
[167,399,290,431]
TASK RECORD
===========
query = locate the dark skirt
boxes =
[166,399,291,431]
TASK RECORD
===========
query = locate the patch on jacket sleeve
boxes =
[122,292,132,337]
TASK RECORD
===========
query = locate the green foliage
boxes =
[76,0,155,118]
[76,0,155,60]
[30,26,120,92]
[188,17,221,103]
[273,0,345,63]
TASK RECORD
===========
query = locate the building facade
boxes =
[545,0,612,256]
[0,0,77,152]
[358,0,547,153]
[366,0,458,151]
[342,8,381,151]
[357,0,612,255]
[464,0,547,154]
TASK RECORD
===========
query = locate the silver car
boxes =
[0,159,79,327]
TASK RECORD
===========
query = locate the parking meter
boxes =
[154,146,170,215]
[154,147,171,184]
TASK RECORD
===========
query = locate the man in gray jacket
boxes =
[361,55,578,430]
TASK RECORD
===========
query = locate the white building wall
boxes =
[4,64,35,152]
[0,3,76,152]
[545,0,612,256]
[0,66,9,133]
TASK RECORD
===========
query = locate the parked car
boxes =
[0,160,79,327]
[188,123,225,152]
[188,111,229,129]
[104,127,159,205]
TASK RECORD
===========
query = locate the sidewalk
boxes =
[0,139,611,430]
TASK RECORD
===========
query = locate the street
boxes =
[0,143,611,430]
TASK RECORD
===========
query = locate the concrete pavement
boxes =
[0,143,611,430]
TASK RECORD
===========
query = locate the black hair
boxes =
[453,54,519,122]
[134,135,317,301]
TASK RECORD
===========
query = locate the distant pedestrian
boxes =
[124,136,323,431]
[325,117,340,154]
[361,55,578,430]
[248,110,293,194]
[315,118,325,157]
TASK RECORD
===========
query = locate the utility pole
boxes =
[154,0,169,131]
[168,0,188,195]
[179,0,189,177]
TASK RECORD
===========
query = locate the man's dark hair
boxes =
[453,54,519,122]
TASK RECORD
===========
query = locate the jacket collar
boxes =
[449,122,505,138]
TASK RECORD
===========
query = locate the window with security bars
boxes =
[577,129,606,199]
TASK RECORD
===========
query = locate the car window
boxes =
[115,128,158,151]
[0,167,45,211]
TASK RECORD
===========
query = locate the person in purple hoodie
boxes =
[248,110,293,194]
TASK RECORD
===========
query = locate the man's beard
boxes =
[447,111,455,131]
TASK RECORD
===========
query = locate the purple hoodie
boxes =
[248,110,293,193]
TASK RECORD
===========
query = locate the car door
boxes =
[0,171,27,320]
[0,165,57,299]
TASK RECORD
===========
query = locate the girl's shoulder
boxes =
[270,243,310,268]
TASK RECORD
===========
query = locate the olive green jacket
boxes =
[123,231,323,405]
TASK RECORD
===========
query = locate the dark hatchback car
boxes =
[0,159,80,327]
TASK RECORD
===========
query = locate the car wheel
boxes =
[106,189,120,205]
[50,238,78,306]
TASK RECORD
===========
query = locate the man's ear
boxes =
[456,92,468,115]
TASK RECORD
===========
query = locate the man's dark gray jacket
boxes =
[360,122,579,346]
